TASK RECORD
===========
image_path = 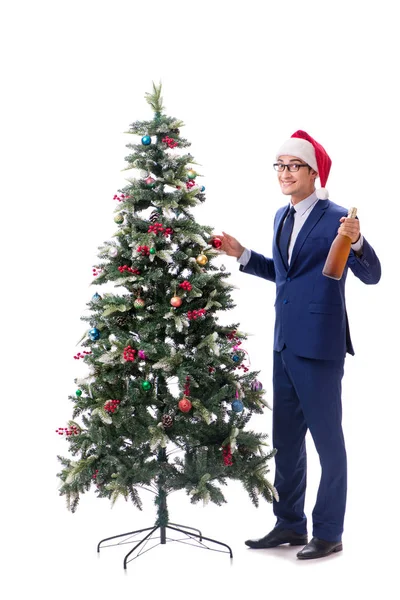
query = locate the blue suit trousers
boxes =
[272,346,346,542]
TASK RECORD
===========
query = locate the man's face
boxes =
[276,155,317,201]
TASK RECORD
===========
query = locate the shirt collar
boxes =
[291,191,318,216]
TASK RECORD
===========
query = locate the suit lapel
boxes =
[274,206,290,271]
[288,199,329,272]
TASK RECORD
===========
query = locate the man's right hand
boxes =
[213,232,245,258]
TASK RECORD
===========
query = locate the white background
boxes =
[1,1,398,598]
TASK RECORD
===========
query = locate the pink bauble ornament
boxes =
[134,298,146,309]
[144,176,156,188]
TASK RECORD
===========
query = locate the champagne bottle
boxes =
[322,207,357,280]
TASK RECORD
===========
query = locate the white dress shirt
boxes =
[238,193,364,267]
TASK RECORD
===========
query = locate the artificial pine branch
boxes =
[145,81,164,115]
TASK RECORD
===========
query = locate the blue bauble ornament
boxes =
[88,327,100,341]
[141,135,151,146]
[92,293,102,302]
[200,186,205,192]
[232,354,240,362]
[232,400,244,412]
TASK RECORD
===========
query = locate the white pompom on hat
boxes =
[276,130,332,199]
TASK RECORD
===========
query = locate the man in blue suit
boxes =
[218,130,381,559]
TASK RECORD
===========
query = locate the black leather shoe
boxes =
[245,528,308,549]
[297,537,343,559]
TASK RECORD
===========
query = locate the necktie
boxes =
[279,205,296,269]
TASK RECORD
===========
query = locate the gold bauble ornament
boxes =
[196,254,208,266]
[170,296,183,307]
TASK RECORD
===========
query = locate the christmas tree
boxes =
[57,83,277,531]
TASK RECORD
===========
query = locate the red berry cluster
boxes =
[74,351,92,360]
[227,330,242,346]
[148,222,164,234]
[186,180,196,189]
[222,445,233,466]
[123,345,136,361]
[92,267,102,277]
[147,223,174,237]
[55,426,79,437]
[187,308,206,320]
[162,136,178,149]
[113,193,129,202]
[137,245,150,256]
[92,469,99,480]
[104,399,121,413]
[236,363,249,373]
[118,265,141,275]
[208,366,215,373]
[184,376,191,397]
[179,280,192,291]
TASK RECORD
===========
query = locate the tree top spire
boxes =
[145,81,164,116]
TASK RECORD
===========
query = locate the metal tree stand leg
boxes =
[97,450,233,569]
[97,487,232,568]
[97,522,233,569]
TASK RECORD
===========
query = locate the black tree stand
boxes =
[97,450,233,569]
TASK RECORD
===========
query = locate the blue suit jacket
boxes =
[240,199,381,360]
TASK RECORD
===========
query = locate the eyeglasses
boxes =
[273,163,310,173]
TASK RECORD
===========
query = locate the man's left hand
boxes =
[338,217,361,244]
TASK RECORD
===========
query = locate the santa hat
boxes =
[276,130,332,199]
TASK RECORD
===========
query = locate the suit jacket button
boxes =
[286,277,291,282]
[283,299,288,304]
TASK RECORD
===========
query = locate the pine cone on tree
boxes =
[149,210,160,223]
[162,414,173,429]
[115,314,128,327]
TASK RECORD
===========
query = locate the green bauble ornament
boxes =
[187,169,197,179]
[142,380,151,391]
[149,248,156,255]
[114,214,124,224]
[76,390,82,397]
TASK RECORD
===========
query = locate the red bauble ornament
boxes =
[211,237,222,249]
[170,296,182,307]
[178,397,192,413]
